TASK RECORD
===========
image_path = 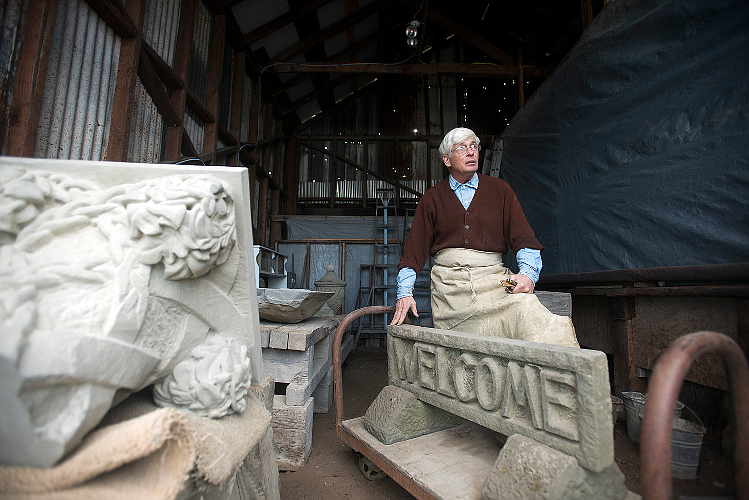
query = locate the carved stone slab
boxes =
[0,158,264,467]
[387,324,614,472]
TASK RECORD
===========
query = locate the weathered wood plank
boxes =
[342,418,500,500]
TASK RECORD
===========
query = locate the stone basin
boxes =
[257,288,334,323]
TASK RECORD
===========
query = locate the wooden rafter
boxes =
[276,0,390,62]
[282,74,352,115]
[266,62,554,78]
[242,0,334,46]
[417,2,516,65]
[271,31,380,98]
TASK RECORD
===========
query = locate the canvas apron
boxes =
[430,248,579,348]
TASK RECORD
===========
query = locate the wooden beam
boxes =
[266,62,554,78]
[282,74,351,115]
[270,186,281,246]
[164,0,198,162]
[137,49,180,126]
[202,14,227,163]
[185,88,215,124]
[242,0,334,46]
[283,137,300,215]
[106,0,147,161]
[276,0,389,62]
[414,2,516,66]
[85,0,138,38]
[517,47,525,107]
[581,0,594,29]
[271,31,380,98]
[141,42,184,89]
[227,51,245,164]
[5,0,58,157]
[293,77,378,132]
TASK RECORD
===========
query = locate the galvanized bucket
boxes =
[621,391,684,443]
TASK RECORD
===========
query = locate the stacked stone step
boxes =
[260,318,336,470]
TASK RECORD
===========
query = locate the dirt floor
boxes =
[278,346,736,499]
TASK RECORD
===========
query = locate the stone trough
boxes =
[257,288,333,323]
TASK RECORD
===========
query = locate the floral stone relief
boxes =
[0,159,263,468]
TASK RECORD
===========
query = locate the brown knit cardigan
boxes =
[398,174,543,274]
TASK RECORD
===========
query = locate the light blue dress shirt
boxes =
[396,173,542,299]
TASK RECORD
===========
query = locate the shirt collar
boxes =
[449,172,479,191]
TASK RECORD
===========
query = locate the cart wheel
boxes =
[358,456,386,480]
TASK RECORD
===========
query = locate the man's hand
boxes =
[508,273,535,294]
[391,296,418,325]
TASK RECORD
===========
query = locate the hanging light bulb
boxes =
[405,21,420,39]
[407,37,419,47]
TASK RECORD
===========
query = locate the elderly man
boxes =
[390,127,578,348]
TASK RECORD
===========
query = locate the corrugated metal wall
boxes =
[128,78,164,163]
[185,107,204,153]
[239,71,252,141]
[219,41,233,129]
[35,0,121,160]
[128,0,182,163]
[142,0,181,68]
[188,0,211,104]
[0,0,27,151]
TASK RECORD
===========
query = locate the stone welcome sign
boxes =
[387,324,614,472]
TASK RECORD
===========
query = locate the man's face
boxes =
[443,138,479,182]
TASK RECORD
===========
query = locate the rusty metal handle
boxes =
[640,331,749,500]
[333,306,395,430]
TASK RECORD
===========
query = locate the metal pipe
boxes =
[333,305,394,429]
[640,331,749,500]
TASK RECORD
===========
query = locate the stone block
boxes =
[387,324,614,472]
[271,396,314,471]
[248,375,276,413]
[364,386,464,445]
[482,434,627,500]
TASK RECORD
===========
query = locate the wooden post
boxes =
[270,189,281,247]
[202,14,226,164]
[329,139,338,208]
[106,0,146,161]
[608,297,646,393]
[581,0,593,30]
[4,0,59,157]
[362,139,369,208]
[163,0,197,162]
[517,47,525,107]
[283,137,300,215]
[228,51,245,165]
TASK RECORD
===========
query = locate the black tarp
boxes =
[500,0,749,277]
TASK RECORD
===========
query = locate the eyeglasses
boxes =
[451,143,481,155]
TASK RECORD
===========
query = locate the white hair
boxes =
[439,127,480,156]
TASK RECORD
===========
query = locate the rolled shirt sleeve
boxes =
[516,247,543,283]
[396,267,417,298]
